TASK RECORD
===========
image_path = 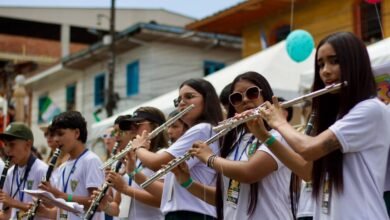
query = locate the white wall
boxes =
[29,41,240,148]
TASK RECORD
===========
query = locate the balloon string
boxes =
[374,4,384,39]
[290,0,295,31]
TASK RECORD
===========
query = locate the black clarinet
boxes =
[25,148,62,220]
[0,157,11,189]
[84,160,123,220]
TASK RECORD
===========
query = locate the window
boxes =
[357,1,382,43]
[94,74,105,106]
[126,61,139,96]
[203,60,225,76]
[38,95,48,123]
[66,83,76,111]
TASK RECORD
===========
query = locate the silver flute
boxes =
[101,104,195,169]
[213,82,346,132]
[140,82,347,188]
[140,127,231,189]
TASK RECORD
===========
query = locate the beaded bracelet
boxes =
[264,135,276,147]
[181,177,193,189]
[207,154,217,168]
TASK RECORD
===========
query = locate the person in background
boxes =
[219,83,232,119]
[167,110,188,144]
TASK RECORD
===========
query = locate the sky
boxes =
[0,0,245,19]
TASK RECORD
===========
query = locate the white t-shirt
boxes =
[385,104,390,193]
[161,123,218,217]
[296,181,315,218]
[222,130,293,220]
[0,158,4,174]
[317,98,390,220]
[3,158,49,220]
[54,150,105,220]
[127,160,164,220]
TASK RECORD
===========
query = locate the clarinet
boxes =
[0,157,11,189]
[1,157,11,212]
[84,160,123,220]
[24,148,61,220]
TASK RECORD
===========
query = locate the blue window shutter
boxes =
[94,74,105,106]
[203,60,225,76]
[127,61,139,96]
[66,84,76,111]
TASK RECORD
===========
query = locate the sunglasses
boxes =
[173,93,200,107]
[229,86,262,106]
[111,130,126,137]
[101,133,114,139]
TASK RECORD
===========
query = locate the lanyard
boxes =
[233,133,255,161]
[62,149,88,192]
[10,154,37,202]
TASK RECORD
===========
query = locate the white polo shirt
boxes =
[3,158,48,220]
[222,130,293,220]
[161,123,218,217]
[54,150,105,220]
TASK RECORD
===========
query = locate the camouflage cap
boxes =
[0,122,34,142]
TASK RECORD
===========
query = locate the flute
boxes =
[213,82,346,132]
[84,160,123,220]
[101,104,195,169]
[140,82,346,188]
[140,127,230,189]
[24,148,61,220]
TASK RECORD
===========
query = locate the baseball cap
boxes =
[0,122,34,142]
[119,109,165,130]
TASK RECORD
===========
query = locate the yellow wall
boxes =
[242,0,388,57]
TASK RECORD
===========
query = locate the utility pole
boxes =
[106,0,116,116]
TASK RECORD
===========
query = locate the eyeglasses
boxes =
[229,86,261,106]
[173,93,200,107]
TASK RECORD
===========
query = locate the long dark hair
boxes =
[216,71,274,220]
[311,32,377,198]
[179,78,223,126]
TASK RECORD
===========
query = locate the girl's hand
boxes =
[170,162,191,185]
[259,96,288,130]
[132,131,151,150]
[106,171,127,193]
[189,141,213,164]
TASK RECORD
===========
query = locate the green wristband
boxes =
[128,166,143,178]
[180,177,193,189]
[67,194,73,202]
[264,135,276,147]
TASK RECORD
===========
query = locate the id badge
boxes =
[16,210,26,220]
[226,179,240,208]
[304,181,313,192]
[167,175,175,202]
[59,209,68,220]
[321,174,331,214]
